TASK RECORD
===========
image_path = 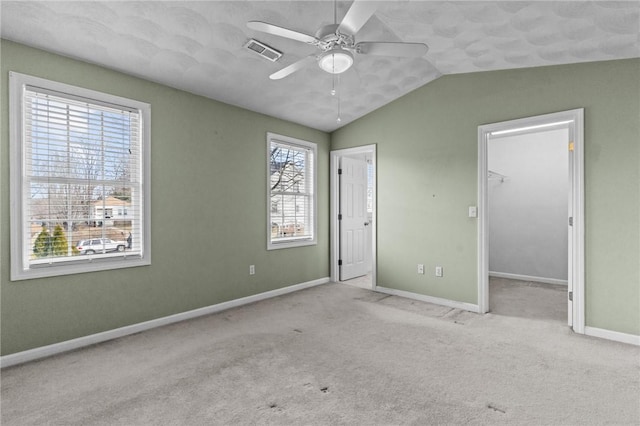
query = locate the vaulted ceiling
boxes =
[2,1,639,132]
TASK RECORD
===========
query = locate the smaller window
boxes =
[267,133,317,250]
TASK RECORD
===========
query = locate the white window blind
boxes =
[10,72,151,279]
[268,134,316,249]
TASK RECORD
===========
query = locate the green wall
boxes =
[332,58,640,335]
[2,40,638,357]
[0,40,330,355]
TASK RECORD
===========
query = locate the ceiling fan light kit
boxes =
[318,48,354,74]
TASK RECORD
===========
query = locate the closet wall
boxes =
[488,129,569,282]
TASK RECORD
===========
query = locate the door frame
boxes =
[330,144,377,288]
[477,109,585,333]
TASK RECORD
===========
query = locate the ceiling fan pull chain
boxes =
[337,74,342,123]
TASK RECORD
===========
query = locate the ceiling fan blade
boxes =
[337,1,378,35]
[247,21,318,45]
[270,55,317,80]
[356,42,429,57]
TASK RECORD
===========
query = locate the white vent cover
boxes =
[244,39,283,62]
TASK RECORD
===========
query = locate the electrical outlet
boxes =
[435,266,443,277]
[249,265,255,275]
[417,264,424,274]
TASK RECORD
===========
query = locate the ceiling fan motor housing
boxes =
[315,24,355,51]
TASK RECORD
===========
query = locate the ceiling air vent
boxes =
[244,39,282,62]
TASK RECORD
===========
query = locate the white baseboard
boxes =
[0,277,330,369]
[374,286,481,313]
[584,326,640,346]
[373,286,639,346]
[489,271,568,286]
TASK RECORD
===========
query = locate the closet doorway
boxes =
[488,128,568,322]
[478,109,585,333]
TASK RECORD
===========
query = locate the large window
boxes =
[267,133,316,250]
[9,72,151,280]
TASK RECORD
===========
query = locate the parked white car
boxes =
[76,238,126,254]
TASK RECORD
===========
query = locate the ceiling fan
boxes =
[247,0,429,80]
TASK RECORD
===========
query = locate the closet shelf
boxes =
[488,170,508,182]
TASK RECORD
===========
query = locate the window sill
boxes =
[267,239,317,251]
[11,256,151,281]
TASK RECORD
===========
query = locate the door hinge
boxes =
[338,259,342,266]
[338,168,342,175]
[568,291,573,301]
[569,217,573,226]
[568,141,575,152]
[338,214,342,220]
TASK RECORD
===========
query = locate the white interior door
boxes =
[567,134,575,327]
[340,156,368,281]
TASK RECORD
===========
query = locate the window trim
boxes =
[9,71,151,280]
[266,132,317,250]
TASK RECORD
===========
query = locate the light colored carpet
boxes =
[1,283,639,425]
[340,272,372,290]
[489,277,567,322]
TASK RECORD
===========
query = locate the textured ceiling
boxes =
[2,1,639,132]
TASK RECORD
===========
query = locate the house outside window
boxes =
[267,133,316,250]
[9,72,151,280]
